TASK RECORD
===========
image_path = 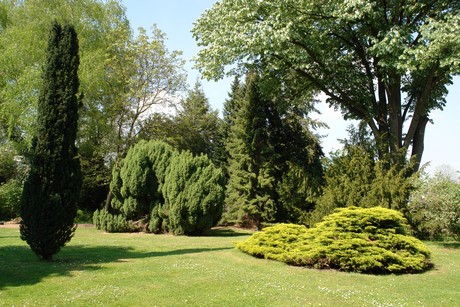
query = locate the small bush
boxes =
[75,209,93,223]
[408,174,460,240]
[0,180,22,220]
[93,209,131,232]
[237,207,432,274]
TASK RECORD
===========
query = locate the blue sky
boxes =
[121,0,460,175]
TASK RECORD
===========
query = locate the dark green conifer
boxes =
[20,22,81,260]
[175,82,220,160]
[224,72,276,229]
[163,151,225,235]
[224,72,324,227]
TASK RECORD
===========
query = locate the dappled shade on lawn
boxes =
[0,241,230,290]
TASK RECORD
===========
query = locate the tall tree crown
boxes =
[20,22,81,260]
[193,0,460,170]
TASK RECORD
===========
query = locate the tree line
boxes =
[0,0,459,260]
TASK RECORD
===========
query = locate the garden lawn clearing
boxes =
[0,225,459,306]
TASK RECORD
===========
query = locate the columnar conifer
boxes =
[20,22,81,260]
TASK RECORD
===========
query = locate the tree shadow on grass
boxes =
[203,227,253,237]
[438,242,460,249]
[0,244,231,290]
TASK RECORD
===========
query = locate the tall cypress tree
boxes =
[20,22,81,260]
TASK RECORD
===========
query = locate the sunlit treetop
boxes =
[193,0,460,169]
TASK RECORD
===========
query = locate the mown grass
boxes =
[0,226,459,306]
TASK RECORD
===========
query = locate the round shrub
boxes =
[162,151,225,235]
[236,223,308,262]
[112,140,174,219]
[94,140,226,236]
[95,140,174,232]
[408,174,460,240]
[237,207,432,274]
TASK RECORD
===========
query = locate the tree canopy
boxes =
[193,0,460,170]
[0,0,128,152]
[103,25,187,159]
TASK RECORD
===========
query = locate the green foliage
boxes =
[78,145,111,212]
[0,143,17,184]
[75,209,93,224]
[96,140,174,231]
[224,72,276,228]
[193,0,460,170]
[237,207,432,274]
[236,223,308,262]
[139,82,224,168]
[0,179,22,220]
[103,24,186,159]
[0,143,27,220]
[224,72,323,228]
[20,22,82,260]
[0,2,186,215]
[175,82,222,160]
[92,208,131,233]
[0,0,128,152]
[97,140,224,236]
[162,151,225,235]
[310,144,415,225]
[408,173,460,240]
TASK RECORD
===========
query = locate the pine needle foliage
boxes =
[224,72,323,228]
[237,207,432,274]
[20,22,81,260]
[310,145,415,225]
[224,72,275,228]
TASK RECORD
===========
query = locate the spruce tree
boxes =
[20,22,81,260]
[225,72,276,229]
[224,72,324,227]
[175,82,220,160]
[218,76,244,178]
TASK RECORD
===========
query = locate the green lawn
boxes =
[0,226,459,306]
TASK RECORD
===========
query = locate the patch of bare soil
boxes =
[0,223,19,229]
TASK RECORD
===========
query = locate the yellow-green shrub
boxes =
[237,207,432,274]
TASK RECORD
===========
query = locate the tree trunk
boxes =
[411,115,429,171]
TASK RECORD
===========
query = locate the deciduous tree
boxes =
[0,0,128,152]
[193,0,460,171]
[408,172,460,240]
[104,25,187,159]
